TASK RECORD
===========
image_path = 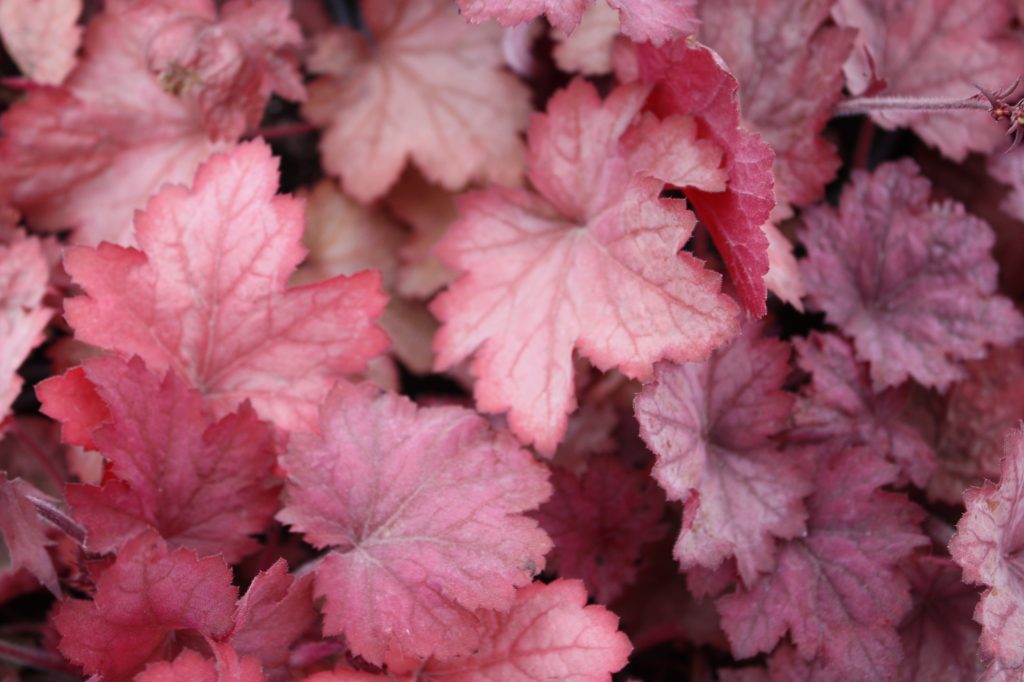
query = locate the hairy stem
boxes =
[27,494,87,547]
[0,639,77,676]
[835,94,991,117]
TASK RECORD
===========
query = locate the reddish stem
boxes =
[0,639,77,676]
[27,494,87,547]
[852,118,875,170]
[835,94,992,117]
[254,121,317,140]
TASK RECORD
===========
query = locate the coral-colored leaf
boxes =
[57,357,278,562]
[54,531,237,681]
[897,555,981,682]
[792,332,935,488]
[637,40,775,316]
[36,366,109,450]
[699,0,853,215]
[0,475,59,596]
[833,0,1024,160]
[0,231,52,421]
[717,449,928,678]
[0,0,81,84]
[0,0,301,246]
[799,159,1024,391]
[63,141,389,432]
[276,381,552,665]
[307,580,631,681]
[534,456,668,603]
[432,78,739,454]
[304,0,530,202]
[136,644,266,682]
[635,326,810,584]
[950,425,1024,670]
[229,560,316,670]
[457,0,696,44]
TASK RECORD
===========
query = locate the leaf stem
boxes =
[0,638,77,676]
[835,94,991,117]
[26,494,87,547]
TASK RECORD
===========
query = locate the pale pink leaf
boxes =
[699,0,854,214]
[62,141,389,432]
[762,222,805,310]
[305,0,530,202]
[635,326,810,584]
[799,159,1024,391]
[0,0,81,84]
[833,0,1024,160]
[989,151,1024,223]
[0,231,52,420]
[306,580,631,682]
[718,450,928,678]
[950,425,1024,670]
[386,170,459,300]
[552,0,619,76]
[276,381,552,665]
[432,78,739,454]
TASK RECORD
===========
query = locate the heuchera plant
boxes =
[3,0,1024,679]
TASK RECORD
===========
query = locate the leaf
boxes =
[0,231,52,421]
[834,0,1024,160]
[63,141,389,432]
[698,0,854,215]
[950,425,1024,670]
[54,531,238,681]
[988,150,1024,223]
[792,332,935,488]
[51,357,279,562]
[276,381,552,665]
[637,39,775,316]
[552,0,620,76]
[135,644,266,682]
[763,222,806,310]
[432,78,739,454]
[0,475,59,596]
[928,343,1024,503]
[229,560,316,670]
[534,455,668,603]
[306,580,632,681]
[0,0,81,84]
[304,0,530,202]
[0,0,302,246]
[717,449,928,679]
[634,326,810,585]
[385,170,459,300]
[799,159,1024,391]
[897,555,982,682]
[456,0,697,44]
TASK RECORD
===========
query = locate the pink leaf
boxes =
[0,0,301,246]
[718,449,928,678]
[634,326,810,584]
[534,455,668,603]
[304,0,530,202]
[0,0,81,84]
[637,40,775,316]
[307,580,631,681]
[834,0,1024,160]
[897,555,982,682]
[54,531,238,681]
[0,231,52,421]
[950,425,1024,670]
[928,343,1024,504]
[63,141,389,432]
[552,1,619,76]
[763,222,805,309]
[792,332,935,488]
[0,475,59,596]
[276,381,552,665]
[799,159,1024,391]
[989,150,1024,223]
[432,78,739,454]
[136,644,266,682]
[229,560,316,670]
[698,0,854,214]
[36,366,110,450]
[457,0,696,44]
[57,357,279,562]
